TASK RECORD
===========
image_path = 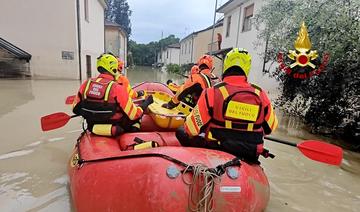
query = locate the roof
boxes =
[181,19,224,42]
[105,20,128,37]
[217,0,246,13]
[167,43,180,48]
[98,0,107,9]
[216,0,234,12]
[105,20,121,27]
[0,37,31,61]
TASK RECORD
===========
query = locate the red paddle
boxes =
[65,95,76,105]
[41,112,78,131]
[264,136,343,166]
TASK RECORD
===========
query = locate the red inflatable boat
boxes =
[68,132,270,212]
[66,82,269,211]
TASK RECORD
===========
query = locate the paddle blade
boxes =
[66,95,76,105]
[41,112,71,131]
[297,140,343,166]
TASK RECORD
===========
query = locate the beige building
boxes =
[179,20,223,75]
[0,0,106,80]
[105,21,128,67]
[157,43,180,65]
[217,0,278,90]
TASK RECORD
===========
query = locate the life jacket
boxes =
[75,78,122,124]
[205,82,265,141]
[184,72,212,107]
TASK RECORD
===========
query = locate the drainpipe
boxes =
[191,35,194,63]
[104,12,106,53]
[235,4,243,47]
[210,0,218,54]
[76,0,82,81]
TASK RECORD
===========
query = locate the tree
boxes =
[106,0,132,36]
[255,0,360,145]
[128,35,180,66]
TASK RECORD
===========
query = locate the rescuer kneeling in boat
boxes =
[166,65,200,94]
[176,48,278,163]
[73,53,153,136]
[116,58,145,99]
[162,55,216,108]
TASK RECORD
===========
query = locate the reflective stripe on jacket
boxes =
[73,73,143,124]
[184,75,278,138]
[171,69,213,105]
[117,75,139,99]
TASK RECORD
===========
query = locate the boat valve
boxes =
[166,166,180,179]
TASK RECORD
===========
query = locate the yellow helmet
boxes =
[96,53,119,76]
[223,48,252,77]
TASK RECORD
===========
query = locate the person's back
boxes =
[176,48,278,163]
[73,54,150,136]
[162,55,214,109]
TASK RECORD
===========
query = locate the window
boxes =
[185,43,187,54]
[243,4,254,32]
[84,0,89,22]
[188,41,191,53]
[226,16,232,37]
[167,50,169,59]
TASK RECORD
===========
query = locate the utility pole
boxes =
[160,31,163,63]
[210,0,218,55]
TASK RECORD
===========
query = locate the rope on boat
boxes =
[182,163,220,212]
[181,158,241,212]
[75,133,241,212]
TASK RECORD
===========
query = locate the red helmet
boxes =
[197,55,213,70]
[190,65,200,74]
[117,59,124,74]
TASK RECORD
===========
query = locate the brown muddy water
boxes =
[0,66,359,212]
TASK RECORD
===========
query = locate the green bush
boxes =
[255,0,360,146]
[166,64,181,73]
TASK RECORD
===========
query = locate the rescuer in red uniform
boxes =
[116,59,145,99]
[176,48,278,163]
[162,55,217,108]
[73,53,153,136]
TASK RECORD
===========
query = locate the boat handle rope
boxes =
[75,133,241,176]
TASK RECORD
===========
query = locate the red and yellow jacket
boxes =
[184,75,278,140]
[73,73,143,123]
[171,69,213,105]
[117,75,140,99]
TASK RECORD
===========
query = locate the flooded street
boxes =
[0,67,359,212]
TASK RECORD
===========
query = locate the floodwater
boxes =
[0,66,359,212]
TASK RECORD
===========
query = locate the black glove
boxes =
[140,95,154,111]
[162,100,177,109]
[166,79,173,85]
[137,90,145,97]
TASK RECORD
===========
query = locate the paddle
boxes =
[41,112,79,131]
[264,136,343,166]
[65,95,76,105]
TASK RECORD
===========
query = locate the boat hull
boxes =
[68,132,270,212]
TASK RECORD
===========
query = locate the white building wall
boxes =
[79,0,105,79]
[105,28,120,56]
[105,27,128,67]
[0,0,78,79]
[219,0,277,91]
[160,47,180,65]
[180,35,195,65]
[119,32,127,67]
